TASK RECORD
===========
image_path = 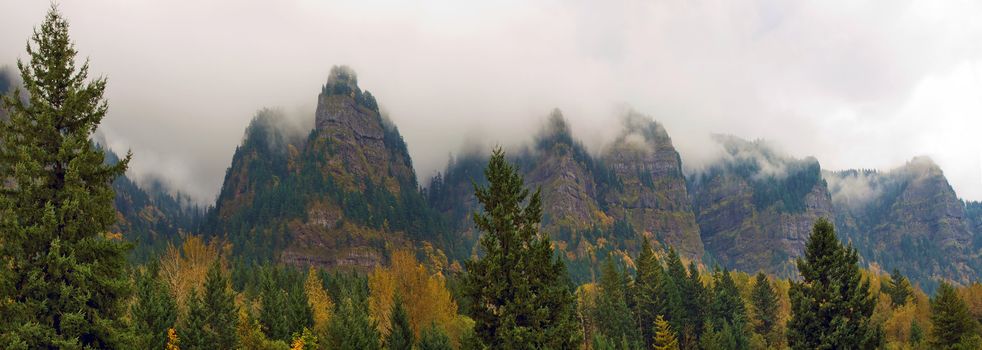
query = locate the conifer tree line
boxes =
[6,6,982,350]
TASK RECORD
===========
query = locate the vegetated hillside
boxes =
[426,111,701,282]
[104,148,202,261]
[202,66,447,270]
[827,157,981,292]
[688,136,833,277]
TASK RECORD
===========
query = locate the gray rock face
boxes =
[829,158,980,289]
[601,116,702,259]
[690,137,832,276]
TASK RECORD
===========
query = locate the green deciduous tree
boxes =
[461,147,582,349]
[787,218,882,349]
[0,6,133,349]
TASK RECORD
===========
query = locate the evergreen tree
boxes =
[202,261,238,349]
[883,268,913,307]
[661,248,687,334]
[286,280,314,338]
[592,334,616,350]
[749,272,777,342]
[418,323,454,350]
[0,6,133,348]
[181,288,209,350]
[652,315,680,350]
[930,282,979,349]
[386,297,414,350]
[260,271,291,341]
[682,261,708,344]
[132,261,179,350]
[708,268,749,349]
[326,297,381,350]
[594,254,639,348]
[461,148,582,348]
[634,236,664,347]
[787,218,882,349]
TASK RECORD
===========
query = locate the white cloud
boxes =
[1,0,980,203]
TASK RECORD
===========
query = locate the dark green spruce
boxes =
[787,218,882,349]
[386,297,414,350]
[0,6,133,349]
[131,261,178,349]
[462,147,582,349]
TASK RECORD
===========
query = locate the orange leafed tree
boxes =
[159,234,230,311]
[369,250,459,339]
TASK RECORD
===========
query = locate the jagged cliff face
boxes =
[600,114,702,259]
[690,136,832,276]
[427,112,704,281]
[205,66,430,271]
[522,112,604,236]
[828,158,981,290]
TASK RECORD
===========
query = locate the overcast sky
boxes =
[2,0,981,204]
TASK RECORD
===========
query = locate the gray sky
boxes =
[2,0,981,204]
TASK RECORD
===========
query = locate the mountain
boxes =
[85,65,979,288]
[827,157,981,291]
[426,111,701,281]
[102,148,202,261]
[600,113,702,259]
[203,66,446,270]
[688,136,833,277]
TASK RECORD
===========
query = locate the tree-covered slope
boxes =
[827,157,981,291]
[688,136,833,277]
[106,148,202,261]
[203,66,446,269]
[426,111,701,282]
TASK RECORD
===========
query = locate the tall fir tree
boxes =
[787,218,882,349]
[202,261,238,349]
[181,288,209,350]
[0,6,133,348]
[661,248,687,335]
[418,323,454,350]
[682,261,708,345]
[461,148,582,349]
[633,236,664,347]
[386,297,414,350]
[327,297,381,350]
[653,315,680,350]
[749,272,777,342]
[883,268,913,307]
[930,282,980,349]
[594,254,639,348]
[259,270,291,341]
[131,260,179,350]
[708,268,749,350]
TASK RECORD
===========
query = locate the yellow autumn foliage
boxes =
[159,234,229,312]
[368,250,459,342]
[304,267,334,337]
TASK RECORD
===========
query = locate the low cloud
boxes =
[1,0,980,204]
